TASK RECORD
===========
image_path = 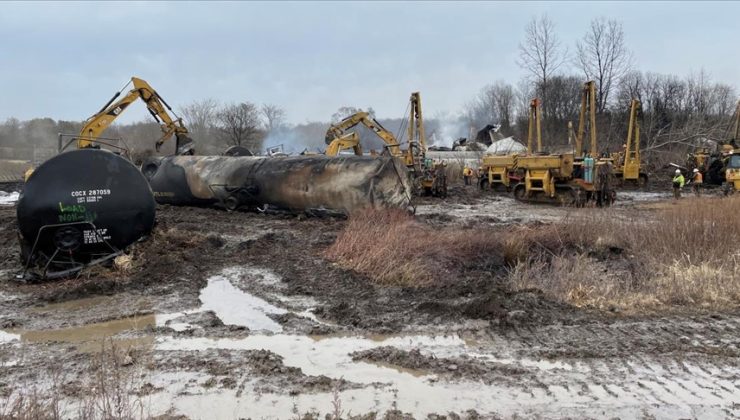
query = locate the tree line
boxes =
[0,14,736,165]
[464,15,738,165]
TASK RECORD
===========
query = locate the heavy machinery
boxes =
[76,77,195,155]
[15,76,192,279]
[611,99,648,187]
[684,100,740,193]
[478,99,541,191]
[325,111,399,157]
[512,81,615,206]
[324,92,446,196]
[725,102,740,194]
[325,132,363,157]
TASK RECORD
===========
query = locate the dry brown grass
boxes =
[1,339,150,420]
[329,197,740,311]
[508,196,740,311]
[324,208,502,286]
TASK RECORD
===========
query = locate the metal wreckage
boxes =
[16,77,414,279]
[141,154,413,214]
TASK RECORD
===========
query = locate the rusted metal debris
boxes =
[142,155,413,214]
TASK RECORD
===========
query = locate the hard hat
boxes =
[675,169,681,174]
[693,168,699,173]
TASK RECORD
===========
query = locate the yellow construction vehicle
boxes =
[723,101,740,194]
[324,92,446,196]
[76,77,195,155]
[684,101,740,192]
[512,81,615,206]
[325,132,363,156]
[325,111,399,157]
[611,99,648,187]
[478,98,540,191]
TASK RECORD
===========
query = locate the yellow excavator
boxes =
[325,92,446,196]
[610,99,648,187]
[512,81,615,206]
[325,111,400,157]
[76,77,195,155]
[684,100,740,193]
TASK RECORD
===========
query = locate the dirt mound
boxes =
[351,346,528,384]
[463,289,587,327]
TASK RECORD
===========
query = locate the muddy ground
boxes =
[1,186,739,419]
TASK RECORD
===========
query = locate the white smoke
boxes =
[428,114,469,148]
[261,124,328,155]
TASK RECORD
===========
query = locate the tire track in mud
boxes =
[471,314,740,414]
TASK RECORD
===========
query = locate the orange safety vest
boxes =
[694,172,703,183]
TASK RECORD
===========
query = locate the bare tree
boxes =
[464,81,515,134]
[331,106,375,124]
[517,14,568,117]
[575,18,633,113]
[179,99,219,132]
[177,99,220,153]
[260,103,286,133]
[216,102,265,150]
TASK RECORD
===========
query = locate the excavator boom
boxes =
[325,111,401,156]
[77,77,194,155]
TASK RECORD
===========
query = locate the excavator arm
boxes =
[325,111,401,157]
[325,132,363,156]
[77,77,194,155]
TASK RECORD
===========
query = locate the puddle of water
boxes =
[12,314,155,352]
[370,360,430,378]
[155,310,201,332]
[0,191,19,205]
[28,295,114,313]
[151,333,590,418]
[0,330,20,343]
[199,269,287,333]
[157,334,466,380]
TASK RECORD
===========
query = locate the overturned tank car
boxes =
[141,155,413,214]
[17,149,156,279]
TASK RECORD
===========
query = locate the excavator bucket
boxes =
[175,134,196,155]
[141,155,413,214]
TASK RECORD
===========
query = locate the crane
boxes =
[324,92,446,196]
[77,77,195,155]
[611,99,648,186]
[512,81,615,206]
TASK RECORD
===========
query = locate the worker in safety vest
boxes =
[462,166,473,186]
[672,169,685,199]
[691,168,703,197]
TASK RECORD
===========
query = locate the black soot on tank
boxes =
[16,149,155,277]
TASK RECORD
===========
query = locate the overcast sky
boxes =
[1,1,738,125]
